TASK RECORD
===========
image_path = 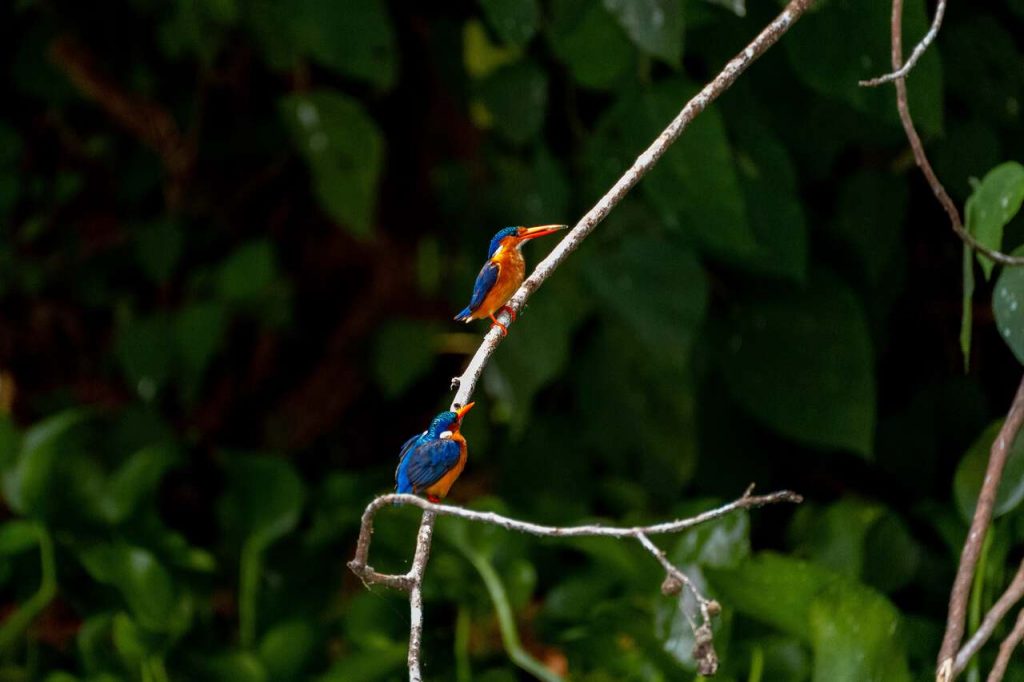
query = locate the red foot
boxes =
[488,314,509,337]
[427,494,441,503]
[498,305,517,322]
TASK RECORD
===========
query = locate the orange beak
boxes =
[517,224,567,241]
[455,401,475,422]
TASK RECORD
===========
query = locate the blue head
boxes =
[486,224,566,259]
[426,402,475,437]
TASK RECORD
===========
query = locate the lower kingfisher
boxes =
[454,225,566,335]
[395,402,475,502]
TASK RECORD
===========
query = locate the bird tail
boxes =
[453,306,474,322]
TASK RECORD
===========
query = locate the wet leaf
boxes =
[954,420,1024,521]
[479,0,539,45]
[993,246,1024,364]
[603,0,682,64]
[965,162,1024,278]
[720,271,876,457]
[280,92,384,236]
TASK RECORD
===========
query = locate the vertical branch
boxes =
[408,511,437,682]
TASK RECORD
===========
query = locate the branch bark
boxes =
[985,608,1024,682]
[860,0,946,87]
[955,559,1024,676]
[938,375,1024,680]
[448,0,818,411]
[349,489,801,679]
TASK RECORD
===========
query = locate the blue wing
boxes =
[454,261,500,321]
[395,432,424,494]
[403,438,462,492]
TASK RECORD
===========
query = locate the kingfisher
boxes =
[395,402,475,503]
[454,225,566,335]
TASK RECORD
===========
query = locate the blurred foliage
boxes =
[2,0,1024,681]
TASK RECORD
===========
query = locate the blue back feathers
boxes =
[487,227,519,258]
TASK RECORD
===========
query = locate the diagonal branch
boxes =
[985,608,1024,682]
[937,375,1024,680]
[448,0,818,410]
[886,0,1024,268]
[955,558,1024,676]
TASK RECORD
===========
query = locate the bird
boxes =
[395,402,475,503]
[454,225,566,336]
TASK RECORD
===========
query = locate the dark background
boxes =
[2,0,1024,680]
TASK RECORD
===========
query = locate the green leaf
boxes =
[789,499,883,580]
[808,583,911,682]
[259,620,316,681]
[954,420,1024,522]
[703,0,744,16]
[103,443,181,524]
[479,0,539,45]
[708,553,911,681]
[477,62,548,145]
[135,219,183,284]
[603,0,682,64]
[291,0,396,89]
[784,0,942,135]
[2,409,89,516]
[961,244,975,369]
[175,301,227,402]
[626,81,758,261]
[203,651,268,682]
[79,544,177,630]
[862,515,921,594]
[587,238,708,365]
[993,246,1024,365]
[115,315,175,400]
[221,454,305,548]
[0,520,39,556]
[965,162,1024,278]
[371,320,438,397]
[548,0,633,90]
[720,271,876,456]
[218,240,278,302]
[279,92,384,236]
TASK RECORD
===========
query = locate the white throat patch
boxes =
[439,430,454,440]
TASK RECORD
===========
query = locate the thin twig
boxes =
[886,0,1024,268]
[448,0,818,410]
[938,376,1024,680]
[955,559,1024,675]
[860,0,946,86]
[986,608,1024,682]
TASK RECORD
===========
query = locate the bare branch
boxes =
[955,559,1024,676]
[348,489,800,678]
[986,608,1024,682]
[886,0,1024,268]
[938,375,1024,679]
[448,0,819,410]
[860,0,946,87]
[407,512,436,682]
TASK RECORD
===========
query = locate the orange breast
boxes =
[473,248,525,319]
[424,435,468,499]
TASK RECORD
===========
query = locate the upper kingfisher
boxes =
[395,402,475,502]
[454,225,566,335]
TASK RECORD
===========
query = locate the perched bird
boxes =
[395,402,475,502]
[454,225,566,335]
